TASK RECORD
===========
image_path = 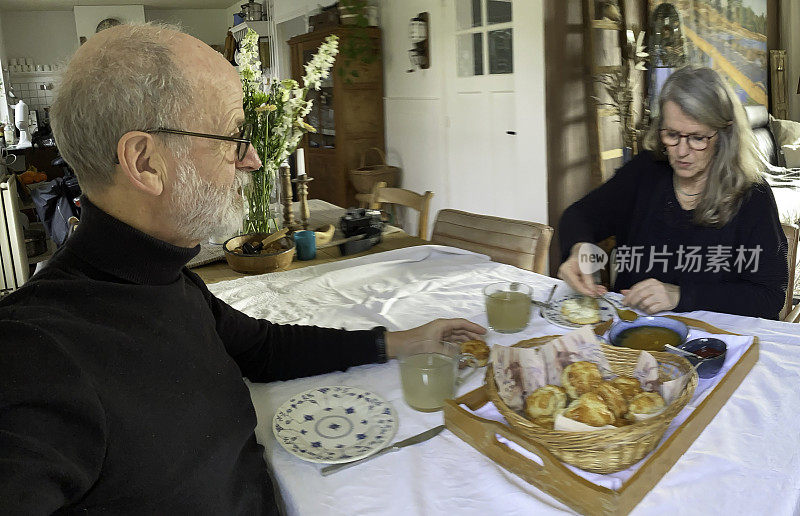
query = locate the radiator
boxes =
[0,173,29,292]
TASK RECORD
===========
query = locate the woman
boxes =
[558,66,788,319]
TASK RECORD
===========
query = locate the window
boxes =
[456,0,513,77]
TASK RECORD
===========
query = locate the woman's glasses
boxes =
[659,129,717,151]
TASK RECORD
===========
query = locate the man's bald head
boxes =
[51,23,234,195]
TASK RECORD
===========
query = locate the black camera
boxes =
[339,208,383,238]
[338,208,384,255]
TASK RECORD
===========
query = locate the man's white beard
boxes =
[169,157,251,244]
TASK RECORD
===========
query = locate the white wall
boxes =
[380,0,549,237]
[276,16,308,78]
[381,0,449,237]
[73,5,145,44]
[145,9,230,46]
[1,11,78,68]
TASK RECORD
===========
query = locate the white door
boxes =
[443,0,547,224]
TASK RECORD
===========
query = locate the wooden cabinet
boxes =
[288,27,385,208]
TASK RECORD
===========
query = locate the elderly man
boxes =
[0,24,484,514]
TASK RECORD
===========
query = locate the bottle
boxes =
[3,122,14,146]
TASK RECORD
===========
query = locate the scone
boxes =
[561,361,602,399]
[611,417,632,427]
[628,391,666,415]
[561,392,615,427]
[609,375,643,401]
[531,416,555,430]
[460,339,490,367]
[525,385,568,419]
[561,297,601,325]
[593,382,628,418]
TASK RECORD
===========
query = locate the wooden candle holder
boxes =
[280,165,301,232]
[292,175,314,230]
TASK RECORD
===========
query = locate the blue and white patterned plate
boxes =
[540,294,615,329]
[272,386,399,464]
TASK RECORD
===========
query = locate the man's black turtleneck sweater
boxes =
[0,198,381,514]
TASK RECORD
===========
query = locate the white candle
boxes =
[296,148,306,176]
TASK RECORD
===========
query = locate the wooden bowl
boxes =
[223,232,295,274]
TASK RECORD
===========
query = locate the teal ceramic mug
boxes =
[293,230,316,260]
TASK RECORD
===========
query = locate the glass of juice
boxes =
[398,340,479,412]
[484,282,533,333]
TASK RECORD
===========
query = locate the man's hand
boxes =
[621,279,680,314]
[557,243,607,297]
[385,319,487,359]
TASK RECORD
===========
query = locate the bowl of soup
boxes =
[608,316,689,351]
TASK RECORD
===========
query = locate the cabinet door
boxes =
[307,149,346,207]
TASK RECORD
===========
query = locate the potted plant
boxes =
[237,29,338,233]
[594,26,649,158]
[337,0,378,82]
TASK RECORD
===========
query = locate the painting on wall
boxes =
[648,0,768,109]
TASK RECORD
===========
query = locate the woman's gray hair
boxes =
[50,23,193,195]
[643,65,763,227]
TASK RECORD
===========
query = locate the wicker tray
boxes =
[486,338,697,473]
[443,316,759,516]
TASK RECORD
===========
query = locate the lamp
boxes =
[407,12,430,72]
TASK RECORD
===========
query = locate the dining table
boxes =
[192,198,427,284]
[205,244,800,515]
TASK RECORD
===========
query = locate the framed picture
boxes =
[648,1,768,108]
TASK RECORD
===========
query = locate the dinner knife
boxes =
[320,424,446,476]
[532,284,558,309]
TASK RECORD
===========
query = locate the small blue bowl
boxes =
[678,338,727,379]
[608,316,689,350]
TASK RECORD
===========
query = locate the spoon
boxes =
[602,294,638,322]
[664,344,716,369]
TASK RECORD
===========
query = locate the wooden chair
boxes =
[781,223,799,322]
[367,182,434,240]
[430,209,554,275]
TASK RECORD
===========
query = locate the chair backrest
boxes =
[369,182,434,240]
[781,223,799,321]
[430,209,554,274]
[0,174,30,291]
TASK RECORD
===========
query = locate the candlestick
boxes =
[292,175,314,230]
[280,164,301,232]
[296,147,306,176]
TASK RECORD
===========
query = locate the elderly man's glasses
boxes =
[659,129,717,151]
[144,123,254,161]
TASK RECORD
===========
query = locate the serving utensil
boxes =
[664,344,720,370]
[241,228,289,254]
[602,294,638,322]
[320,424,446,476]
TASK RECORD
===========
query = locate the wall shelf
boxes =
[231,20,273,41]
[8,71,60,79]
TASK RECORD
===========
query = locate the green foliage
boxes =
[238,30,338,233]
[337,0,377,83]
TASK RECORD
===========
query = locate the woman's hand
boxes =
[385,318,487,359]
[621,279,680,314]
[557,243,607,297]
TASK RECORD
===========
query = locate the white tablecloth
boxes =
[208,245,800,516]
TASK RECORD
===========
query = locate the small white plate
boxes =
[540,294,615,329]
[272,386,399,464]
